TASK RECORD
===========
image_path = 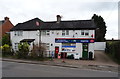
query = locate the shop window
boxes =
[62,43,76,52]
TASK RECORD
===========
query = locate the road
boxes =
[2,61,118,77]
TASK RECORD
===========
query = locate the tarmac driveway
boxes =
[94,50,117,66]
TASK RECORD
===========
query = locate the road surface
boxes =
[2,61,118,77]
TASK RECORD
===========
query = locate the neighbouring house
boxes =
[10,15,96,59]
[0,17,14,39]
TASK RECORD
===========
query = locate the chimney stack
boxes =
[56,15,61,23]
[4,17,9,21]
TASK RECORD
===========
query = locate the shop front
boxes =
[55,38,95,59]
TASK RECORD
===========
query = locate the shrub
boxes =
[1,44,13,56]
[16,42,29,59]
[106,41,120,64]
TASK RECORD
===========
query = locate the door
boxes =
[82,43,88,59]
[55,47,59,58]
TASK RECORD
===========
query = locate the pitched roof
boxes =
[41,20,96,30]
[10,18,96,31]
[10,18,43,31]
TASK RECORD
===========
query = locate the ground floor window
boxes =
[14,43,19,50]
[62,43,76,52]
[46,43,50,50]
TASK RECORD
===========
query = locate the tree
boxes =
[1,34,11,46]
[31,44,46,58]
[92,14,107,42]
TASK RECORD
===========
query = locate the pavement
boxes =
[1,51,119,72]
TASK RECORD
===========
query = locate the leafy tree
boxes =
[1,34,11,46]
[92,14,107,42]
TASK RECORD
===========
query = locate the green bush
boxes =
[15,42,29,59]
[106,41,120,64]
[1,44,14,56]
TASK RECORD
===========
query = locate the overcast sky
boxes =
[0,0,119,39]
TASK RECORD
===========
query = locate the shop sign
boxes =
[62,46,76,48]
[55,39,94,43]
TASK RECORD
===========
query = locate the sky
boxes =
[0,0,119,39]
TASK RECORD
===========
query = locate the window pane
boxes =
[47,33,50,35]
[62,33,65,36]
[81,32,84,35]
[66,30,69,35]
[14,31,17,36]
[85,30,89,36]
[85,32,89,35]
[81,30,84,35]
[42,30,46,35]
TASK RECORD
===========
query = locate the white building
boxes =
[10,15,96,59]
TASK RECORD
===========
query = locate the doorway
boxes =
[55,47,59,58]
[82,43,88,59]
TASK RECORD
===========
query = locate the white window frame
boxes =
[14,31,23,36]
[46,43,50,50]
[62,30,69,36]
[62,30,65,36]
[46,30,50,36]
[42,30,46,35]
[14,43,19,50]
[81,30,89,36]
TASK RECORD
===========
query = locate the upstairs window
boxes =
[81,30,84,35]
[62,30,65,36]
[81,30,89,36]
[46,30,50,36]
[42,30,46,35]
[62,30,69,36]
[14,31,23,36]
[66,30,69,35]
[41,30,50,36]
